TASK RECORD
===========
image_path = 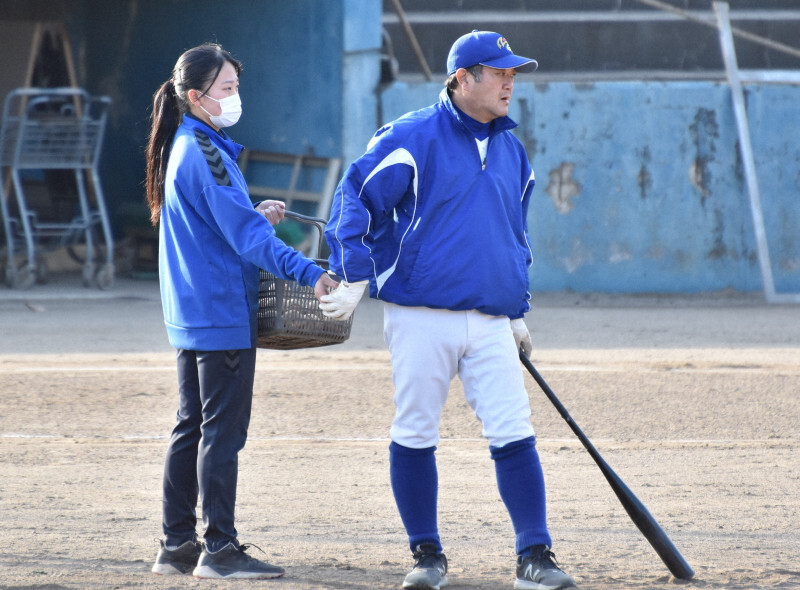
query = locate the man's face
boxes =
[459,66,516,123]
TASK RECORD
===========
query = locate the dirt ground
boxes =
[1,274,799,590]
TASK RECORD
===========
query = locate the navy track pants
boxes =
[160,348,256,552]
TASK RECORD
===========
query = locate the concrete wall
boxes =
[377,79,800,294]
[5,1,796,294]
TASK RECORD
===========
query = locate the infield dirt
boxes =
[1,275,798,590]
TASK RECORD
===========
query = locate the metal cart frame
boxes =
[0,87,114,288]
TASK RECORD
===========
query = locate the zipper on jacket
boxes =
[478,137,489,171]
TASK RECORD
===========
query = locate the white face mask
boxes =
[199,93,242,128]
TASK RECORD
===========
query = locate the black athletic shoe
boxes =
[151,539,203,575]
[514,545,578,590]
[192,542,285,579]
[402,543,448,589]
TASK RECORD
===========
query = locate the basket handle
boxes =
[282,210,327,260]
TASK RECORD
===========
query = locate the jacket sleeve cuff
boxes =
[302,265,326,288]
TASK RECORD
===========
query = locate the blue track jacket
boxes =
[160,115,324,350]
[326,89,534,319]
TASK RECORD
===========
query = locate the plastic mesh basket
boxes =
[256,212,353,349]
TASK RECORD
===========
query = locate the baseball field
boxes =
[1,275,798,590]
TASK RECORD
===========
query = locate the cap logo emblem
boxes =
[497,37,510,51]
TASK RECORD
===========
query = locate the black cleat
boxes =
[514,545,578,590]
[403,543,448,589]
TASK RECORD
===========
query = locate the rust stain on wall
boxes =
[638,146,652,200]
[689,158,709,200]
[545,162,582,214]
[688,108,718,207]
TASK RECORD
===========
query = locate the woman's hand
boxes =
[255,200,286,225]
[314,271,341,302]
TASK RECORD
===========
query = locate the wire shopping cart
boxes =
[0,87,114,289]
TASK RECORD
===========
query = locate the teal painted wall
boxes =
[68,0,352,231]
[12,1,795,294]
[377,80,800,294]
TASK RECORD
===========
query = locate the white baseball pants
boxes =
[383,303,535,449]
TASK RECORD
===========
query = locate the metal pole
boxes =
[714,2,800,304]
[390,0,433,81]
[636,0,800,61]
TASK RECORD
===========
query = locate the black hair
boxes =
[445,64,483,90]
[145,43,242,225]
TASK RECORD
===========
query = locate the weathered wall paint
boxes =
[377,80,799,294]
[22,0,794,294]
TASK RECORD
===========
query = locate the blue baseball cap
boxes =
[446,30,538,76]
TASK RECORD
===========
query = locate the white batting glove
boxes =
[511,318,532,358]
[319,279,368,321]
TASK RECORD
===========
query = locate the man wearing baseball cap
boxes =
[446,29,539,75]
[321,30,579,590]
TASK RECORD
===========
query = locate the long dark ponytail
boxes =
[145,43,242,225]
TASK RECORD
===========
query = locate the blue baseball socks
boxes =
[389,442,442,552]
[390,436,551,556]
[491,435,552,555]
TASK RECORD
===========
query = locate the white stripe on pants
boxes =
[383,303,535,449]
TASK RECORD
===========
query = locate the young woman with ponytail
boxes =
[146,43,337,580]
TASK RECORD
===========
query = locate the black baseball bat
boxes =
[519,351,695,580]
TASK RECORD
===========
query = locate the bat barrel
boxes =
[519,352,694,580]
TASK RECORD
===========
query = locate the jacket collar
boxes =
[439,88,517,136]
[182,113,244,160]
